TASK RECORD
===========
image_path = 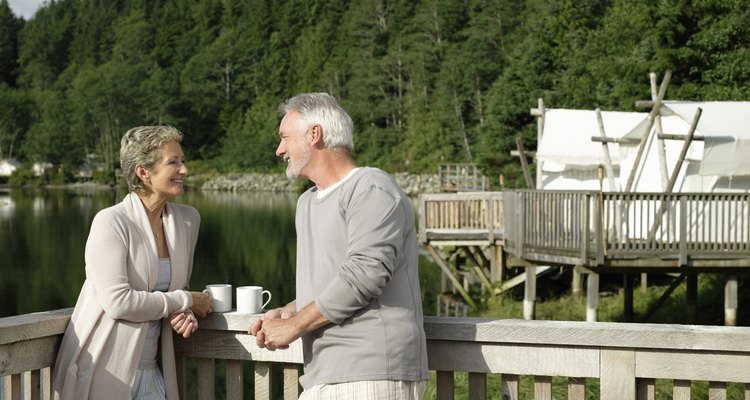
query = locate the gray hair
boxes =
[278,92,354,152]
[120,125,183,193]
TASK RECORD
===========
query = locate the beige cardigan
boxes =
[52,193,200,400]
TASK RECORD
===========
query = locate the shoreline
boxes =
[197,172,441,196]
[1,172,442,197]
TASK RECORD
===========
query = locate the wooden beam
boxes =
[595,108,618,192]
[641,273,686,323]
[427,246,477,309]
[650,72,670,189]
[461,246,494,293]
[494,266,552,295]
[515,138,534,189]
[657,133,706,141]
[647,107,702,241]
[625,70,672,192]
[590,136,639,144]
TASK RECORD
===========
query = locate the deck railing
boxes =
[501,190,750,267]
[4,309,750,399]
[418,192,504,244]
[438,163,489,192]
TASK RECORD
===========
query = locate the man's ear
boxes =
[310,124,324,147]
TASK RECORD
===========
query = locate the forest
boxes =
[1,0,749,186]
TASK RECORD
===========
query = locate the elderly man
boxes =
[249,92,429,399]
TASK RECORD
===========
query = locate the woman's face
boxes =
[147,141,188,199]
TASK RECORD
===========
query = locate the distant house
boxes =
[32,162,54,176]
[0,159,20,177]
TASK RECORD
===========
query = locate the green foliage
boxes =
[2,0,750,183]
[0,0,23,87]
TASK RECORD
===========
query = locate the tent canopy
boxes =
[662,101,750,177]
[535,102,750,193]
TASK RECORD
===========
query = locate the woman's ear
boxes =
[135,165,150,184]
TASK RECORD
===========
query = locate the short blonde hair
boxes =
[120,126,183,193]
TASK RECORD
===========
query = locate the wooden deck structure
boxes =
[6,308,750,400]
[438,163,489,192]
[419,190,750,323]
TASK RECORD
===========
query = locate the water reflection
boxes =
[1,189,441,318]
[0,193,14,218]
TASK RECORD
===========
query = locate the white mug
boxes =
[203,284,232,312]
[236,286,272,314]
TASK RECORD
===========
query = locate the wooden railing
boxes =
[5,309,750,399]
[502,190,750,267]
[418,192,504,244]
[438,163,488,192]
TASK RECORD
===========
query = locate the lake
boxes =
[0,187,442,318]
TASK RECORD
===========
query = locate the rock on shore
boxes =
[199,172,440,196]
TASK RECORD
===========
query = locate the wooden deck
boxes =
[420,190,750,270]
[504,190,750,270]
[418,190,750,321]
[5,309,750,399]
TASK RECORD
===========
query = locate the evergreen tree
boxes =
[0,0,23,87]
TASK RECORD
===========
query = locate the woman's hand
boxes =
[190,291,213,317]
[170,312,198,338]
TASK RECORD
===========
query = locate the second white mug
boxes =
[236,286,272,314]
[203,283,232,312]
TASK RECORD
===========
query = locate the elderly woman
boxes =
[53,126,212,400]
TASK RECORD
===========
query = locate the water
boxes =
[0,188,441,318]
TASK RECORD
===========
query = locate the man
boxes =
[249,92,429,399]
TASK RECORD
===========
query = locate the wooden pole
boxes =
[515,138,534,189]
[647,107,702,241]
[586,272,599,322]
[651,72,670,189]
[595,109,618,192]
[524,266,537,320]
[725,275,738,326]
[427,246,477,309]
[535,98,545,189]
[572,266,583,299]
[625,71,672,192]
[686,274,698,324]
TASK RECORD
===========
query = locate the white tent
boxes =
[535,102,750,193]
[0,159,20,177]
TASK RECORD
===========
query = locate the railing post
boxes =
[486,195,495,243]
[197,358,215,400]
[436,370,454,400]
[594,193,603,265]
[517,192,525,259]
[583,193,591,264]
[600,348,635,400]
[468,373,486,400]
[282,364,301,400]
[679,197,687,266]
[254,362,272,400]
[225,360,243,400]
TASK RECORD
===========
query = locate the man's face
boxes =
[276,112,312,180]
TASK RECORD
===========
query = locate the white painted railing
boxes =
[3,309,750,399]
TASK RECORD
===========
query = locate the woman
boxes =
[53,126,212,400]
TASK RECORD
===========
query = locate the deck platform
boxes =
[419,190,750,322]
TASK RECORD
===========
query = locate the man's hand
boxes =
[249,304,297,350]
[249,302,330,351]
